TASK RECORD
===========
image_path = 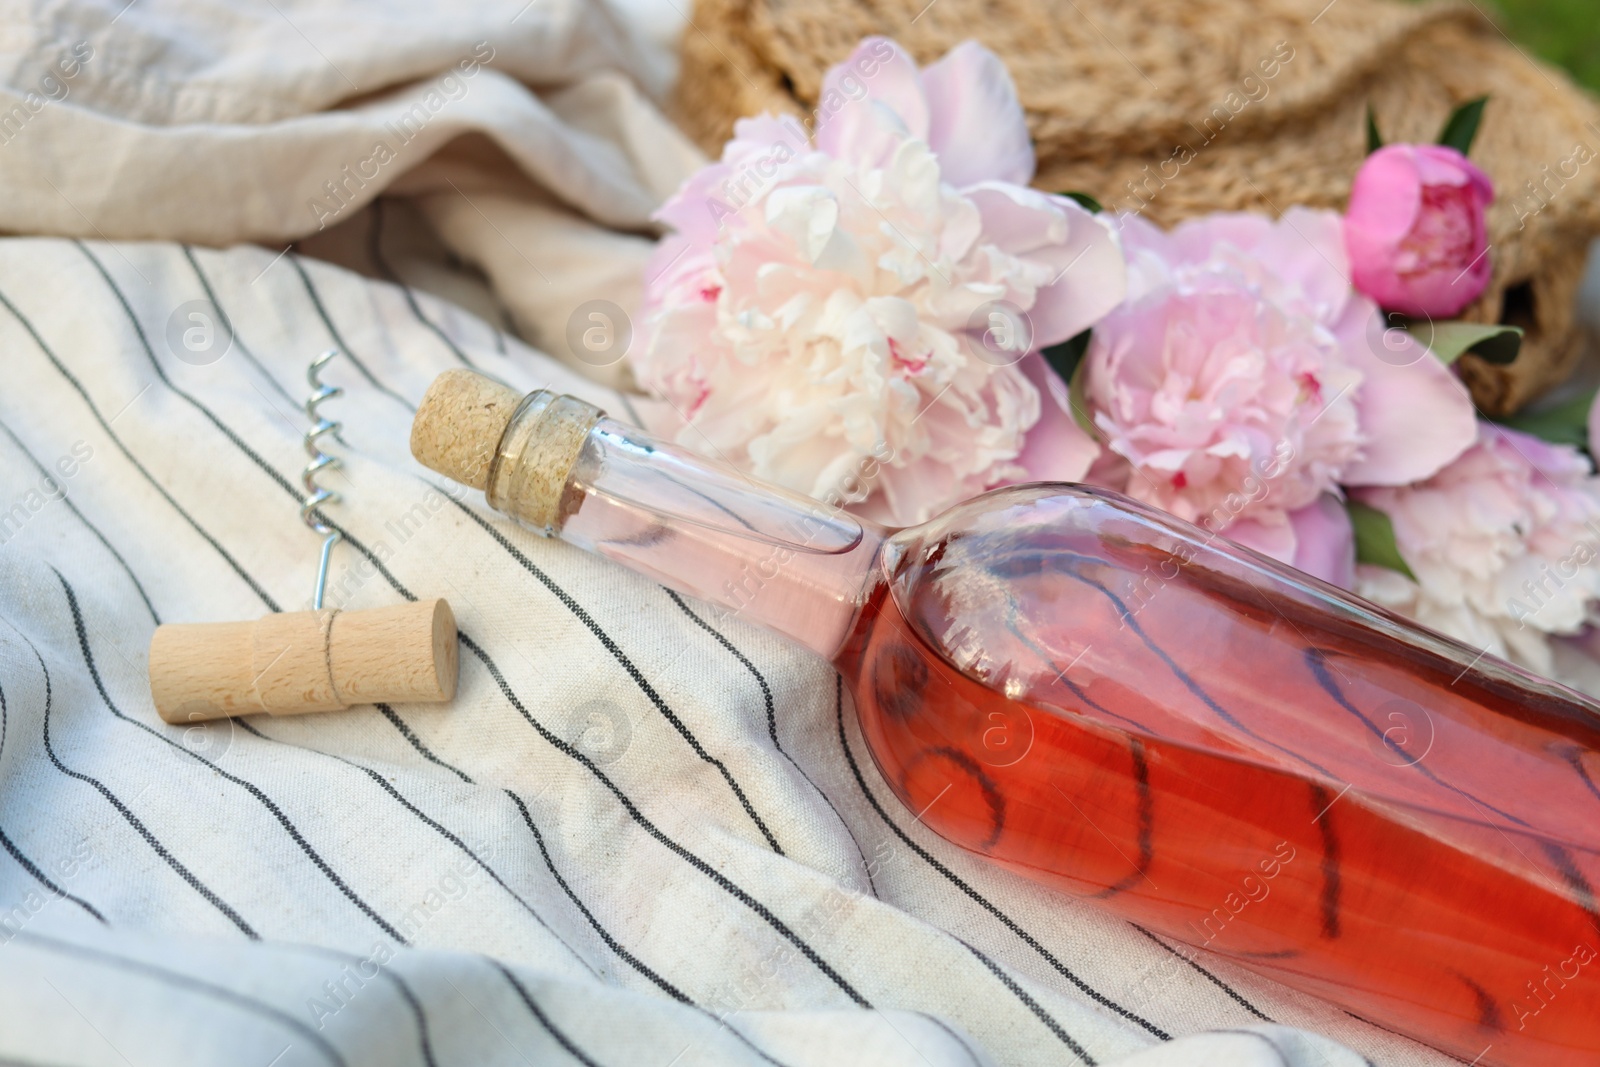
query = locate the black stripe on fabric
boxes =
[172,253,867,1011]
[55,570,407,945]
[665,589,877,894]
[615,391,646,428]
[286,252,417,412]
[84,248,411,609]
[831,675,1169,1039]
[959,938,1096,1065]
[394,754,790,1065]
[227,708,636,1042]
[1308,784,1343,940]
[503,789,689,1003]
[0,672,107,929]
[488,959,605,1067]
[461,631,871,1008]
[5,624,257,938]
[0,284,282,612]
[10,928,345,1066]
[366,963,436,1067]
[367,716,793,1067]
[284,942,436,1067]
[1341,1010,1472,1065]
[348,760,587,960]
[1129,926,1271,1023]
[180,244,300,410]
[379,704,473,784]
[262,732,598,977]
[75,242,310,508]
[449,499,786,857]
[368,199,477,369]
[0,818,107,925]
[0,416,159,626]
[667,590,783,749]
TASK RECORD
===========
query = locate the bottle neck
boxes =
[487,394,887,660]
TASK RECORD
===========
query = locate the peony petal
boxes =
[1410,144,1491,197]
[1346,145,1425,244]
[654,114,815,245]
[1337,299,1478,486]
[1286,494,1357,589]
[1263,207,1353,316]
[1025,201,1129,346]
[764,185,840,264]
[1012,353,1100,481]
[1221,514,1298,567]
[959,186,1126,346]
[654,164,735,246]
[965,182,1068,252]
[919,41,1034,186]
[1168,212,1274,264]
[814,38,928,167]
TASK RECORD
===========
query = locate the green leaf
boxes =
[1068,349,1097,439]
[1366,105,1384,155]
[1498,387,1596,450]
[1061,191,1104,214]
[1040,328,1092,383]
[1415,320,1523,366]
[1040,328,1099,439]
[1348,501,1417,582]
[1437,96,1488,156]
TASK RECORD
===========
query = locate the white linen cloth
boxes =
[0,1,1466,1064]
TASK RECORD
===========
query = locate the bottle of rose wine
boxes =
[412,370,1600,1066]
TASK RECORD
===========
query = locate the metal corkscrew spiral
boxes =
[302,348,344,610]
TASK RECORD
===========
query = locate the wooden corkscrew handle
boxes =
[148,599,458,723]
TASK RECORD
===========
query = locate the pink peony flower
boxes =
[1354,424,1600,677]
[1344,143,1494,318]
[1227,494,1358,589]
[1080,209,1477,578]
[632,37,1127,525]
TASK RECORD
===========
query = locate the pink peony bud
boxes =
[1343,144,1494,318]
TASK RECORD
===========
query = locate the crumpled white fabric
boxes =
[0,0,702,389]
[0,1,1460,1064]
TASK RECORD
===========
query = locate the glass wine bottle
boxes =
[411,370,1600,1067]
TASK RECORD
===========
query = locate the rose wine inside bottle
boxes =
[412,371,1600,1067]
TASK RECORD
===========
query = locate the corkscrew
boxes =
[302,348,344,610]
[146,351,459,724]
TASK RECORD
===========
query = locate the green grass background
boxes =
[1483,0,1600,92]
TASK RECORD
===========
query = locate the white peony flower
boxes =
[632,38,1126,525]
[1354,423,1600,678]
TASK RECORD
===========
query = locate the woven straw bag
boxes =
[673,0,1600,416]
